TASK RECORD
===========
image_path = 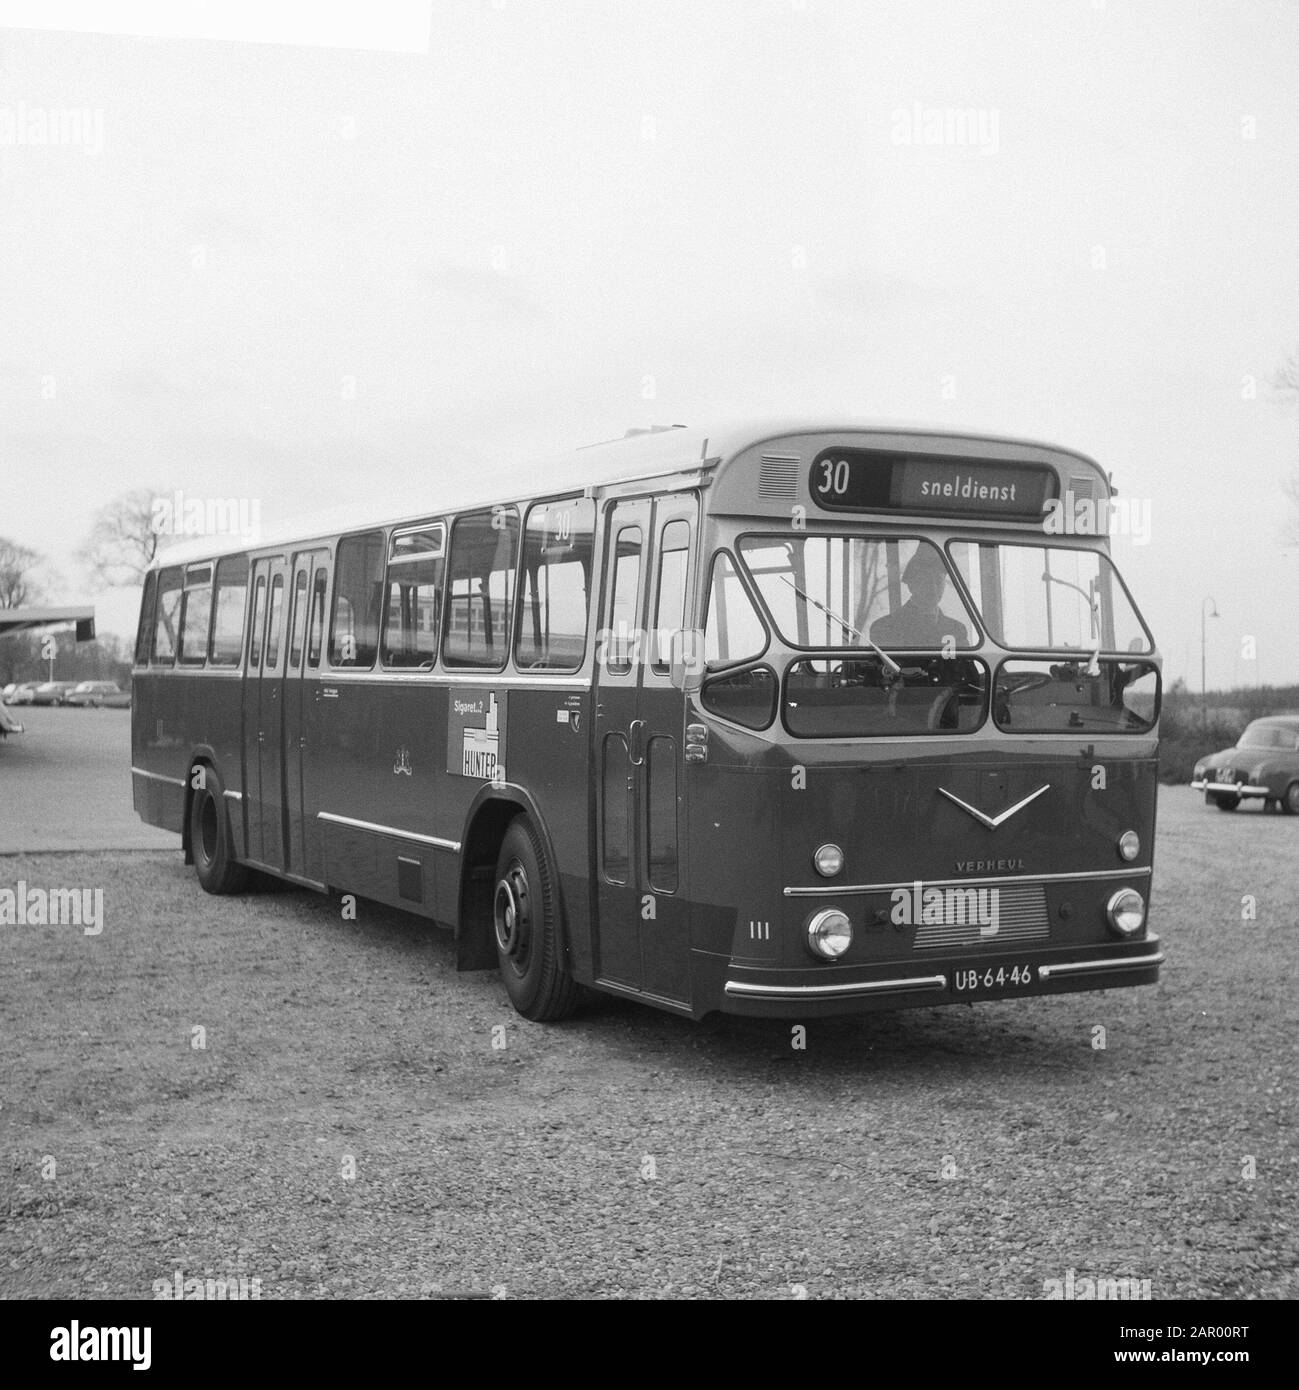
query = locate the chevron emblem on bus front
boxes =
[937,784,1050,830]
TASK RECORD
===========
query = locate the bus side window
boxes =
[306,567,327,668]
[515,498,594,671]
[381,525,446,668]
[248,576,267,669]
[606,526,642,674]
[289,568,309,669]
[443,509,520,670]
[178,564,213,666]
[151,568,183,665]
[329,531,384,667]
[651,519,691,672]
[209,555,249,666]
[265,575,285,667]
[703,552,766,667]
[135,571,158,667]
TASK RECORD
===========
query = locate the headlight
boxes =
[813,843,844,877]
[806,909,852,960]
[1106,888,1145,937]
[1117,830,1140,862]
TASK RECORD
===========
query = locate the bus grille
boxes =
[913,882,1050,950]
[758,454,800,500]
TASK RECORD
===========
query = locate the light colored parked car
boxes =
[65,681,124,708]
[6,682,41,705]
[1191,716,1299,813]
[30,681,79,706]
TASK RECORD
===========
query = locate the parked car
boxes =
[101,686,132,709]
[29,681,79,706]
[0,703,22,736]
[6,682,42,705]
[1191,716,1299,813]
[65,681,124,708]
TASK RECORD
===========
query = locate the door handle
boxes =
[628,719,646,767]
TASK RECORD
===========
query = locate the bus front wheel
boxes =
[492,817,579,1021]
[189,766,249,894]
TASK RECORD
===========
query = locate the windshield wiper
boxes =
[777,574,901,677]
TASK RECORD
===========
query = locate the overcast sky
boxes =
[2,0,1297,688]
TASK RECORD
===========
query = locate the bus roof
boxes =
[146,416,1107,570]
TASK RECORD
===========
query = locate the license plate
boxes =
[952,963,1036,997]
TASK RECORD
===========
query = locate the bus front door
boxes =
[594,495,695,1005]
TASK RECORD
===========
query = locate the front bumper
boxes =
[718,934,1165,1017]
[1190,778,1269,799]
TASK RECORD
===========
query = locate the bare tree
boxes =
[78,488,168,588]
[1274,348,1299,399]
[0,537,44,609]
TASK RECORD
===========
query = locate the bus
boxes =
[131,420,1164,1021]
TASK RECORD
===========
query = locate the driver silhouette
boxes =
[870,549,969,649]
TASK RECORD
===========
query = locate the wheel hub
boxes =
[494,863,530,963]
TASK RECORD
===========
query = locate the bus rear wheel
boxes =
[190,766,249,894]
[492,817,579,1021]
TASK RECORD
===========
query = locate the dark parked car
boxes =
[29,681,79,706]
[1191,716,1299,813]
[65,681,124,708]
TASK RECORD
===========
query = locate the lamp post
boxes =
[1201,597,1218,723]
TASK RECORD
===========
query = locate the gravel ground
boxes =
[1,786,1295,1300]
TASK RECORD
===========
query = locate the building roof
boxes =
[0,607,96,640]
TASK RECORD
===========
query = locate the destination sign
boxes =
[809,450,1056,518]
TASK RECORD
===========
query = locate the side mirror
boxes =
[668,629,705,693]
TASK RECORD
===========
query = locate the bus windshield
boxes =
[946,540,1152,655]
[737,535,978,651]
[733,534,1152,657]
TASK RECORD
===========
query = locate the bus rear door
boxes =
[594,494,696,1005]
[244,555,288,868]
[283,549,329,880]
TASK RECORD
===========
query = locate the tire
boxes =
[189,765,250,894]
[1210,792,1240,811]
[492,816,579,1021]
[1282,782,1299,816]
